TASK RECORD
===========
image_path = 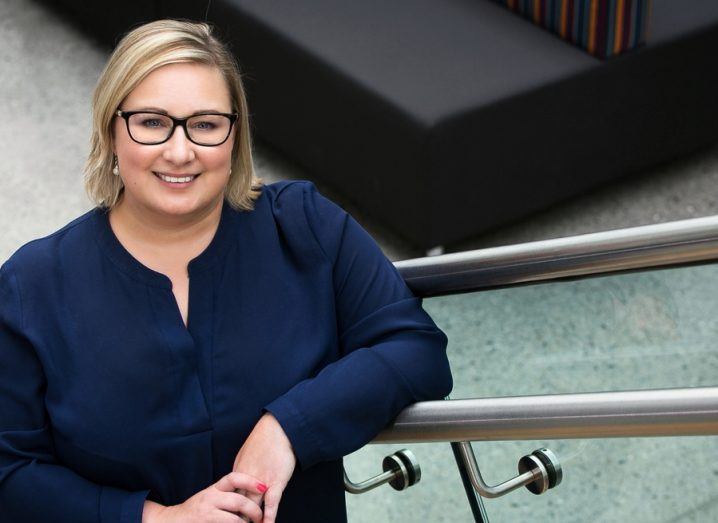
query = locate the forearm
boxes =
[142,500,167,523]
[265,316,452,469]
[0,460,150,523]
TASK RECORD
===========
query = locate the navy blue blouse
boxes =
[0,181,452,523]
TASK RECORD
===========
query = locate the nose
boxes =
[162,124,196,164]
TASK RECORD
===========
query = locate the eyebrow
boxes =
[131,106,231,115]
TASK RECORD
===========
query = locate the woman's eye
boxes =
[140,118,167,128]
[192,121,217,131]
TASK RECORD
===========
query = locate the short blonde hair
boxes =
[84,19,262,210]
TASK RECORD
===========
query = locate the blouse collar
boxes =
[92,200,235,288]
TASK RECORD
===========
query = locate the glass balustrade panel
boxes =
[346,262,718,521]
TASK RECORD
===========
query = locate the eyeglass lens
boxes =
[127,113,232,145]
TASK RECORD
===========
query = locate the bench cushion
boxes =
[54,0,718,248]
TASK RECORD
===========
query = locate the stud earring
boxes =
[229,167,232,175]
[112,155,119,176]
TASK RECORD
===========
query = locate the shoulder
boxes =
[259,180,348,226]
[259,180,342,214]
[252,180,349,261]
[2,209,98,279]
[259,179,308,200]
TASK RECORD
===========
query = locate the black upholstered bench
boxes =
[46,0,718,249]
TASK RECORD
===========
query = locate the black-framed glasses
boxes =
[116,110,239,146]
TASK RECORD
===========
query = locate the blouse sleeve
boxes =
[0,262,150,523]
[264,182,453,470]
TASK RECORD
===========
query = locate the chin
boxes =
[159,205,203,217]
[154,196,221,218]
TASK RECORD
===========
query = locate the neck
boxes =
[109,195,224,249]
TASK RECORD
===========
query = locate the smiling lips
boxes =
[153,171,200,184]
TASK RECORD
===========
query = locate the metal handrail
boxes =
[395,215,718,297]
[373,387,718,443]
[376,220,718,513]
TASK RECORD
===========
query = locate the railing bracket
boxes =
[518,448,563,495]
[456,441,562,498]
[344,449,421,494]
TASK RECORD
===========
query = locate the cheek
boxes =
[203,145,233,170]
[118,145,160,171]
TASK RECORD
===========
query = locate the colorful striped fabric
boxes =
[495,0,652,58]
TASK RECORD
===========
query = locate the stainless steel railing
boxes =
[354,218,718,512]
[376,216,718,444]
[395,215,718,297]
[351,217,718,516]
[374,387,718,443]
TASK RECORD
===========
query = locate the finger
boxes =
[215,472,268,494]
[217,491,263,523]
[261,487,284,523]
[243,489,264,510]
[233,489,254,523]
[234,488,263,509]
[212,511,245,523]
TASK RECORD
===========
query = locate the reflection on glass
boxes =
[346,263,718,522]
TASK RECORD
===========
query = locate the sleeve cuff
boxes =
[100,486,151,523]
[263,395,324,471]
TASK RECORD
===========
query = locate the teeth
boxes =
[157,173,196,183]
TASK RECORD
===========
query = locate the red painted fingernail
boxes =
[257,482,268,493]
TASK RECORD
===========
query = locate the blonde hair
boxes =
[84,19,262,210]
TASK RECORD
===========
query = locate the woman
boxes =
[0,20,452,523]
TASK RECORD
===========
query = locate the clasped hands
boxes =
[143,413,296,523]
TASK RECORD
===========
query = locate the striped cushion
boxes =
[495,0,652,58]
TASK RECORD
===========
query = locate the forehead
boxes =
[123,62,232,114]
